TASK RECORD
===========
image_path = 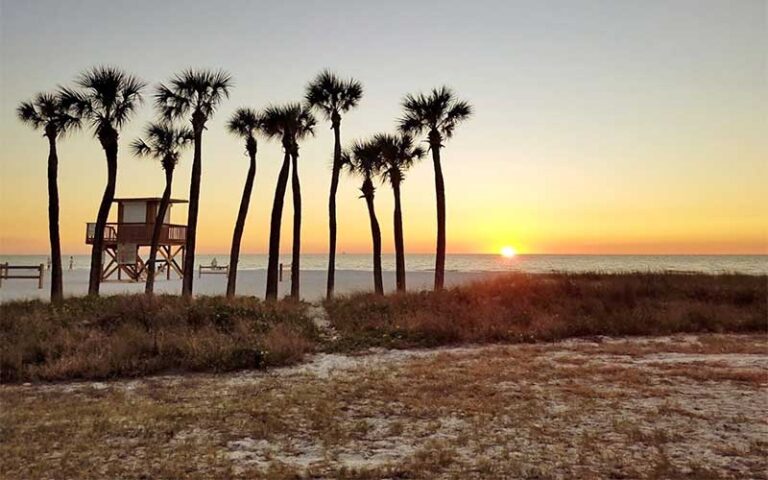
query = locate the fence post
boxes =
[0,263,5,287]
[279,263,283,282]
[38,263,44,289]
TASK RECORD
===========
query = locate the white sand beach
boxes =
[0,269,503,303]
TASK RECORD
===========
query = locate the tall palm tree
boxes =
[286,106,316,300]
[399,86,472,290]
[61,66,145,296]
[261,105,292,300]
[260,104,316,300]
[344,139,384,295]
[155,69,232,298]
[131,122,193,295]
[374,133,425,292]
[225,108,262,297]
[17,92,81,302]
[305,70,363,300]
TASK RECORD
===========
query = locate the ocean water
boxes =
[1,254,766,275]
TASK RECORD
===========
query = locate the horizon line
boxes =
[1,252,766,257]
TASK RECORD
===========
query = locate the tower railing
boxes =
[85,222,187,245]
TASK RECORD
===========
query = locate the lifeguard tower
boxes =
[85,197,187,282]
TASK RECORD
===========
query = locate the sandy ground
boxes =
[2,334,766,479]
[0,269,502,303]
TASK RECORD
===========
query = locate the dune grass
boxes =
[324,272,767,351]
[1,334,766,479]
[1,272,765,383]
[0,295,317,383]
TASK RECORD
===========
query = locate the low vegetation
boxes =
[0,295,317,382]
[325,272,767,350]
[1,272,765,383]
[1,335,765,478]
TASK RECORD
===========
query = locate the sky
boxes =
[1,0,766,255]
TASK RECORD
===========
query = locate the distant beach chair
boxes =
[199,259,228,278]
[0,263,45,289]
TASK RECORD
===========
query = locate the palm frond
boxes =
[18,90,84,136]
[131,121,193,170]
[58,87,91,118]
[72,66,145,134]
[17,101,43,128]
[294,104,317,140]
[113,75,146,127]
[374,132,424,184]
[227,107,261,138]
[345,138,384,180]
[176,126,195,143]
[338,78,363,112]
[441,100,473,138]
[259,104,291,141]
[164,68,233,123]
[259,103,316,147]
[131,138,152,157]
[305,69,364,119]
[398,86,472,139]
[153,84,185,121]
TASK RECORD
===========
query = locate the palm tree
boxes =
[131,122,193,295]
[261,103,315,300]
[305,70,363,300]
[61,66,145,296]
[374,133,425,292]
[17,92,81,302]
[286,106,316,300]
[399,86,472,290]
[261,105,292,300]
[260,104,316,300]
[155,69,232,298]
[225,108,262,297]
[343,139,384,295]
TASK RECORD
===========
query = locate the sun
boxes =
[500,246,517,258]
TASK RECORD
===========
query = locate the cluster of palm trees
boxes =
[18,67,471,303]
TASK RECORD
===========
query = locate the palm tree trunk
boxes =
[430,136,446,290]
[392,179,406,292]
[363,179,383,295]
[46,132,63,302]
[182,127,203,298]
[88,129,118,296]
[227,145,257,297]
[326,118,341,300]
[290,152,301,300]
[145,168,173,295]
[265,150,291,300]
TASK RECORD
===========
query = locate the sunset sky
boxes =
[1,0,765,255]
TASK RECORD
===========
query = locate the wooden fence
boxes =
[0,263,45,289]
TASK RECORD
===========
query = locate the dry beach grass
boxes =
[0,295,317,382]
[1,334,766,479]
[1,272,765,383]
[1,272,766,478]
[325,272,766,349]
